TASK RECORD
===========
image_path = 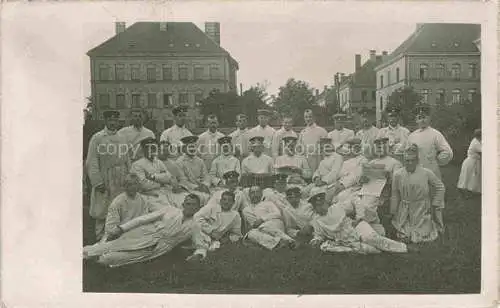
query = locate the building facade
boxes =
[375,23,481,124]
[88,22,239,132]
[338,50,383,116]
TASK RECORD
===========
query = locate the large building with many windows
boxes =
[374,23,480,124]
[87,21,239,131]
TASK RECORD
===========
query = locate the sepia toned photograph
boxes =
[81,20,483,294]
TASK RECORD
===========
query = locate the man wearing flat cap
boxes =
[298,109,328,174]
[328,113,355,150]
[117,108,155,162]
[198,114,225,171]
[407,104,453,180]
[355,108,379,159]
[241,135,274,187]
[209,136,241,188]
[271,114,298,157]
[86,110,131,240]
[273,135,312,184]
[248,109,276,157]
[160,106,193,158]
[377,107,410,156]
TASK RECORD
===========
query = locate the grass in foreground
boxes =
[83,166,481,294]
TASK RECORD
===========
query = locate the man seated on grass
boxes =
[209,136,241,189]
[130,137,186,208]
[190,191,243,260]
[302,137,344,199]
[242,186,298,250]
[83,194,205,267]
[276,186,315,238]
[262,173,289,202]
[158,140,194,192]
[333,137,402,236]
[100,173,163,243]
[305,189,414,254]
[273,136,312,184]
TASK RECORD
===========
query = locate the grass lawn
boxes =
[82,165,481,294]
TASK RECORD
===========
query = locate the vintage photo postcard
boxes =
[1,1,498,307]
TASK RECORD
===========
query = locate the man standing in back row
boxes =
[377,107,410,155]
[229,114,250,160]
[160,106,193,158]
[248,109,276,157]
[118,109,155,162]
[327,113,355,150]
[408,104,453,180]
[298,109,328,174]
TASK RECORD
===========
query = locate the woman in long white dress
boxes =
[457,129,481,195]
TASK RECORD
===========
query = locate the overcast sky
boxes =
[83,22,416,97]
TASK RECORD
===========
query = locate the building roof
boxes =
[87,22,238,66]
[340,57,381,88]
[377,23,480,70]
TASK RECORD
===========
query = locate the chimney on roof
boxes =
[315,89,320,96]
[355,54,361,71]
[369,50,376,62]
[205,22,221,45]
[381,51,388,62]
[115,22,126,35]
[324,85,327,91]
[160,22,167,32]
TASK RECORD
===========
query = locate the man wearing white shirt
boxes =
[117,109,155,162]
[327,113,355,150]
[229,114,250,160]
[241,136,274,188]
[377,107,410,156]
[248,109,276,157]
[271,115,297,157]
[298,109,328,174]
[198,114,225,170]
[160,106,193,158]
[355,108,379,159]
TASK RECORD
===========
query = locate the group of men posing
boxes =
[84,104,454,267]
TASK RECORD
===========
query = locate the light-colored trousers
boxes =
[246,219,294,250]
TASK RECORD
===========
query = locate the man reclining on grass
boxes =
[242,186,298,250]
[189,191,243,260]
[304,189,415,254]
[83,194,205,267]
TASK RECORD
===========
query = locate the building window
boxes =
[178,66,188,80]
[148,93,157,108]
[387,71,391,85]
[396,68,400,82]
[162,66,172,80]
[361,90,367,102]
[147,66,156,81]
[419,64,428,80]
[194,66,204,80]
[99,66,111,80]
[421,89,430,104]
[436,64,445,80]
[379,75,384,88]
[379,97,383,112]
[131,65,141,81]
[469,64,478,79]
[452,89,461,104]
[132,94,141,108]
[371,91,376,100]
[436,89,445,104]
[468,89,477,102]
[209,64,220,79]
[452,63,461,80]
[179,93,189,106]
[99,94,110,108]
[163,93,173,107]
[115,65,125,81]
[116,94,125,109]
[195,92,204,106]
